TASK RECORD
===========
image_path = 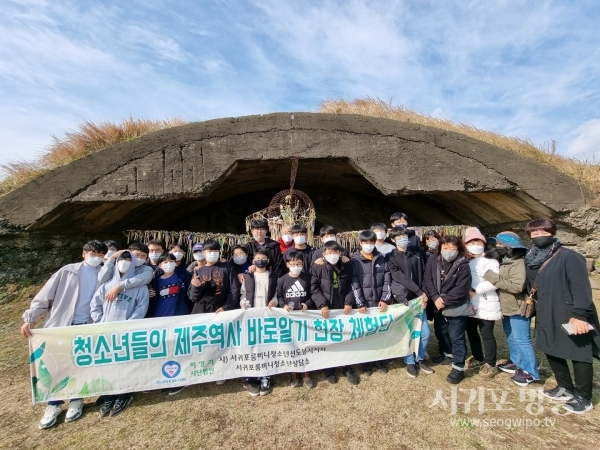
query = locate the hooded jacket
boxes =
[243,238,285,277]
[98,257,154,290]
[90,255,150,323]
[350,249,392,308]
[423,255,472,308]
[22,262,103,328]
[310,260,355,309]
[385,248,425,303]
[469,255,501,321]
[147,267,193,317]
[240,270,278,307]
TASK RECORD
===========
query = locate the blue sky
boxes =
[1,0,599,168]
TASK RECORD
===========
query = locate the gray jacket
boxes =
[22,262,101,327]
[91,256,149,323]
[98,257,153,290]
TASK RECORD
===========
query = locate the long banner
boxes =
[28,301,423,404]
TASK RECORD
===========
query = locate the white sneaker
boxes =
[215,380,226,385]
[65,399,84,423]
[39,404,62,429]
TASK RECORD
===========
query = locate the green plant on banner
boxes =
[404,308,423,350]
[30,342,70,402]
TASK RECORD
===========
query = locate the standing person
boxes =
[90,252,149,417]
[243,219,285,277]
[147,240,165,269]
[464,227,501,379]
[277,251,315,388]
[423,230,442,263]
[103,240,119,260]
[278,224,294,253]
[168,242,189,274]
[423,236,472,384]
[371,222,395,256]
[98,243,153,302]
[20,240,108,429]
[386,227,433,378]
[387,212,422,253]
[283,224,315,274]
[230,245,252,284]
[187,243,205,273]
[239,248,278,396]
[525,219,600,414]
[311,225,350,264]
[310,241,360,385]
[482,232,540,385]
[350,230,392,375]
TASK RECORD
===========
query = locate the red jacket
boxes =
[278,237,294,254]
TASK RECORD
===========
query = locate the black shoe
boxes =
[168,386,185,396]
[432,355,452,365]
[109,394,133,417]
[248,380,260,397]
[563,396,593,415]
[98,399,115,417]
[446,368,465,384]
[345,369,359,385]
[259,377,271,396]
[542,386,574,402]
[511,369,539,387]
[375,361,388,374]
[417,361,434,374]
[498,360,517,374]
[290,373,301,388]
[406,364,418,378]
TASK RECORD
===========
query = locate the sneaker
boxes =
[259,378,271,396]
[562,396,594,415]
[542,386,575,402]
[479,363,498,379]
[248,380,260,397]
[344,368,359,385]
[168,386,185,396]
[446,368,465,384]
[406,364,418,378]
[498,360,517,374]
[466,356,484,370]
[511,369,538,387]
[417,361,435,374]
[98,398,115,417]
[109,394,133,417]
[432,355,452,365]
[242,378,250,390]
[290,373,301,388]
[215,380,226,385]
[326,373,338,384]
[375,361,388,374]
[39,404,62,429]
[65,399,84,423]
[303,373,316,389]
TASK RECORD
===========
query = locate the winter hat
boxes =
[464,227,486,244]
[495,232,527,249]
[192,243,204,252]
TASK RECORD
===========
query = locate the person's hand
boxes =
[191,275,202,287]
[111,250,126,260]
[268,300,277,309]
[148,287,156,298]
[378,301,387,312]
[20,322,34,337]
[435,298,445,310]
[301,303,308,312]
[569,318,590,335]
[241,302,247,310]
[248,265,256,273]
[344,304,353,315]
[321,306,330,319]
[341,256,350,263]
[284,304,291,312]
[469,289,476,299]
[419,292,428,308]
[358,306,368,314]
[215,307,224,314]
[238,274,244,284]
[314,258,324,266]
[105,285,120,301]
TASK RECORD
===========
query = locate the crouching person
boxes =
[20,240,108,429]
[310,241,360,385]
[91,251,149,417]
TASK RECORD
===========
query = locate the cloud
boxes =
[566,119,600,161]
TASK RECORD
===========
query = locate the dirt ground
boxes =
[0,283,599,450]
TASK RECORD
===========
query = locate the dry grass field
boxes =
[0,282,599,450]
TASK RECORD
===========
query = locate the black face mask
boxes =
[254,259,268,269]
[532,235,554,248]
[495,247,509,257]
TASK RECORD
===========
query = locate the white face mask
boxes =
[467,244,485,256]
[172,251,185,261]
[149,252,162,262]
[323,236,336,243]
[282,234,293,243]
[293,235,307,245]
[361,244,375,253]
[105,249,116,259]
[85,256,103,267]
[233,255,248,265]
[205,251,220,263]
[193,252,205,261]
[427,240,439,250]
[161,262,176,273]
[324,254,340,265]
[134,258,146,267]
[117,260,131,273]
[289,266,302,275]
[395,237,409,248]
[375,231,386,240]
[441,250,458,262]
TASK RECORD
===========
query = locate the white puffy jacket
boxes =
[469,256,502,321]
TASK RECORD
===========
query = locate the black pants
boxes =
[433,310,452,356]
[472,318,496,366]
[546,354,593,400]
[466,317,488,363]
[325,366,353,376]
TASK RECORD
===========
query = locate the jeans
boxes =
[48,398,81,406]
[446,316,468,370]
[405,317,431,365]
[546,354,593,400]
[502,315,539,379]
[433,310,452,356]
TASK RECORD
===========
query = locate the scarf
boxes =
[525,238,561,269]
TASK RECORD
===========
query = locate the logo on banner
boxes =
[285,280,307,298]
[162,361,181,378]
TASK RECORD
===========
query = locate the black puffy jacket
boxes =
[350,249,392,308]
